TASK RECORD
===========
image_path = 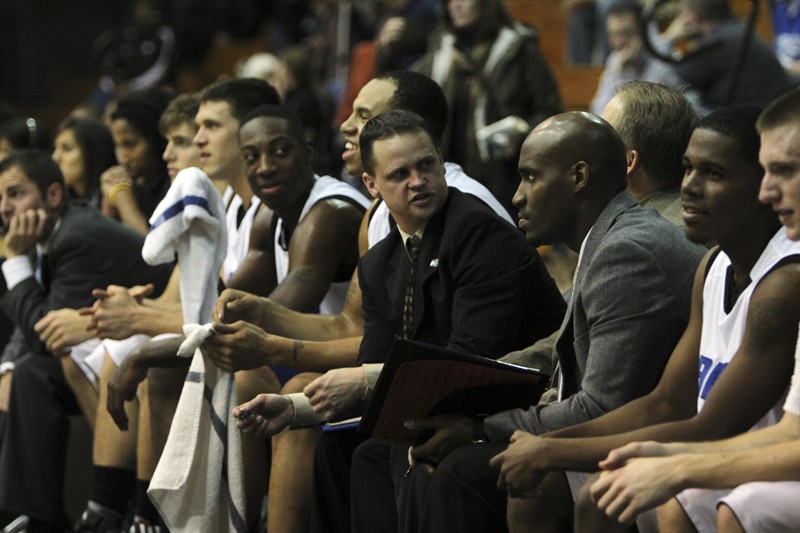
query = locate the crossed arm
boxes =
[588,410,800,524]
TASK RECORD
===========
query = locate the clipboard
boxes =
[360,337,550,442]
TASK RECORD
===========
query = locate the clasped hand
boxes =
[204,289,275,371]
[489,431,549,498]
[589,441,682,524]
[81,284,153,340]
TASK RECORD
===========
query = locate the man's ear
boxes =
[626,149,640,176]
[304,138,315,163]
[573,161,589,194]
[362,172,380,199]
[45,183,64,210]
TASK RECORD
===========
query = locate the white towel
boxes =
[142,167,227,325]
[75,335,151,391]
[144,168,248,532]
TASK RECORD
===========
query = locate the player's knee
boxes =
[716,503,745,533]
[280,371,320,394]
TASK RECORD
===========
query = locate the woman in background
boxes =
[104,88,172,235]
[414,0,562,217]
[53,117,116,207]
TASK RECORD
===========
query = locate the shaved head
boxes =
[515,112,628,250]
[526,112,628,197]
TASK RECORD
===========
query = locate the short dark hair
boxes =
[614,81,698,188]
[756,87,800,133]
[199,78,281,123]
[376,71,449,141]
[360,110,438,176]
[0,149,65,198]
[240,104,308,146]
[696,105,763,176]
[159,92,200,135]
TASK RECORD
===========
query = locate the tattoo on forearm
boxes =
[292,340,304,363]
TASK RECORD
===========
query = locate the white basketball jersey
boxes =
[698,227,800,430]
[222,186,262,283]
[273,176,370,314]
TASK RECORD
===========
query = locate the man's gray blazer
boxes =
[485,191,706,440]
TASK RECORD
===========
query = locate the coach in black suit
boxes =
[357,171,564,366]
[314,110,565,531]
[0,150,172,531]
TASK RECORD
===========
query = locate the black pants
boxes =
[310,429,368,533]
[351,439,509,533]
[0,352,79,525]
[350,438,396,533]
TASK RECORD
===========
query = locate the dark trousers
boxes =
[350,438,397,533]
[351,439,509,533]
[309,429,368,533]
[410,442,508,533]
[0,352,79,525]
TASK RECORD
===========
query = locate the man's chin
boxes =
[344,163,363,178]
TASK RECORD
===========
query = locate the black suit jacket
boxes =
[357,188,565,364]
[0,202,173,357]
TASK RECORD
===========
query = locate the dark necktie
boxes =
[403,235,421,338]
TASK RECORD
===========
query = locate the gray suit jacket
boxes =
[486,191,706,441]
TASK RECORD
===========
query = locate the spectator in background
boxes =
[89,0,177,118]
[235,53,288,99]
[103,88,172,235]
[563,0,618,65]
[591,2,683,115]
[769,0,800,84]
[307,0,376,106]
[660,0,793,112]
[414,0,562,217]
[236,47,340,177]
[374,0,438,72]
[281,45,340,177]
[52,117,116,208]
[0,117,52,162]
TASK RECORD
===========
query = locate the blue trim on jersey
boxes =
[149,195,212,232]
